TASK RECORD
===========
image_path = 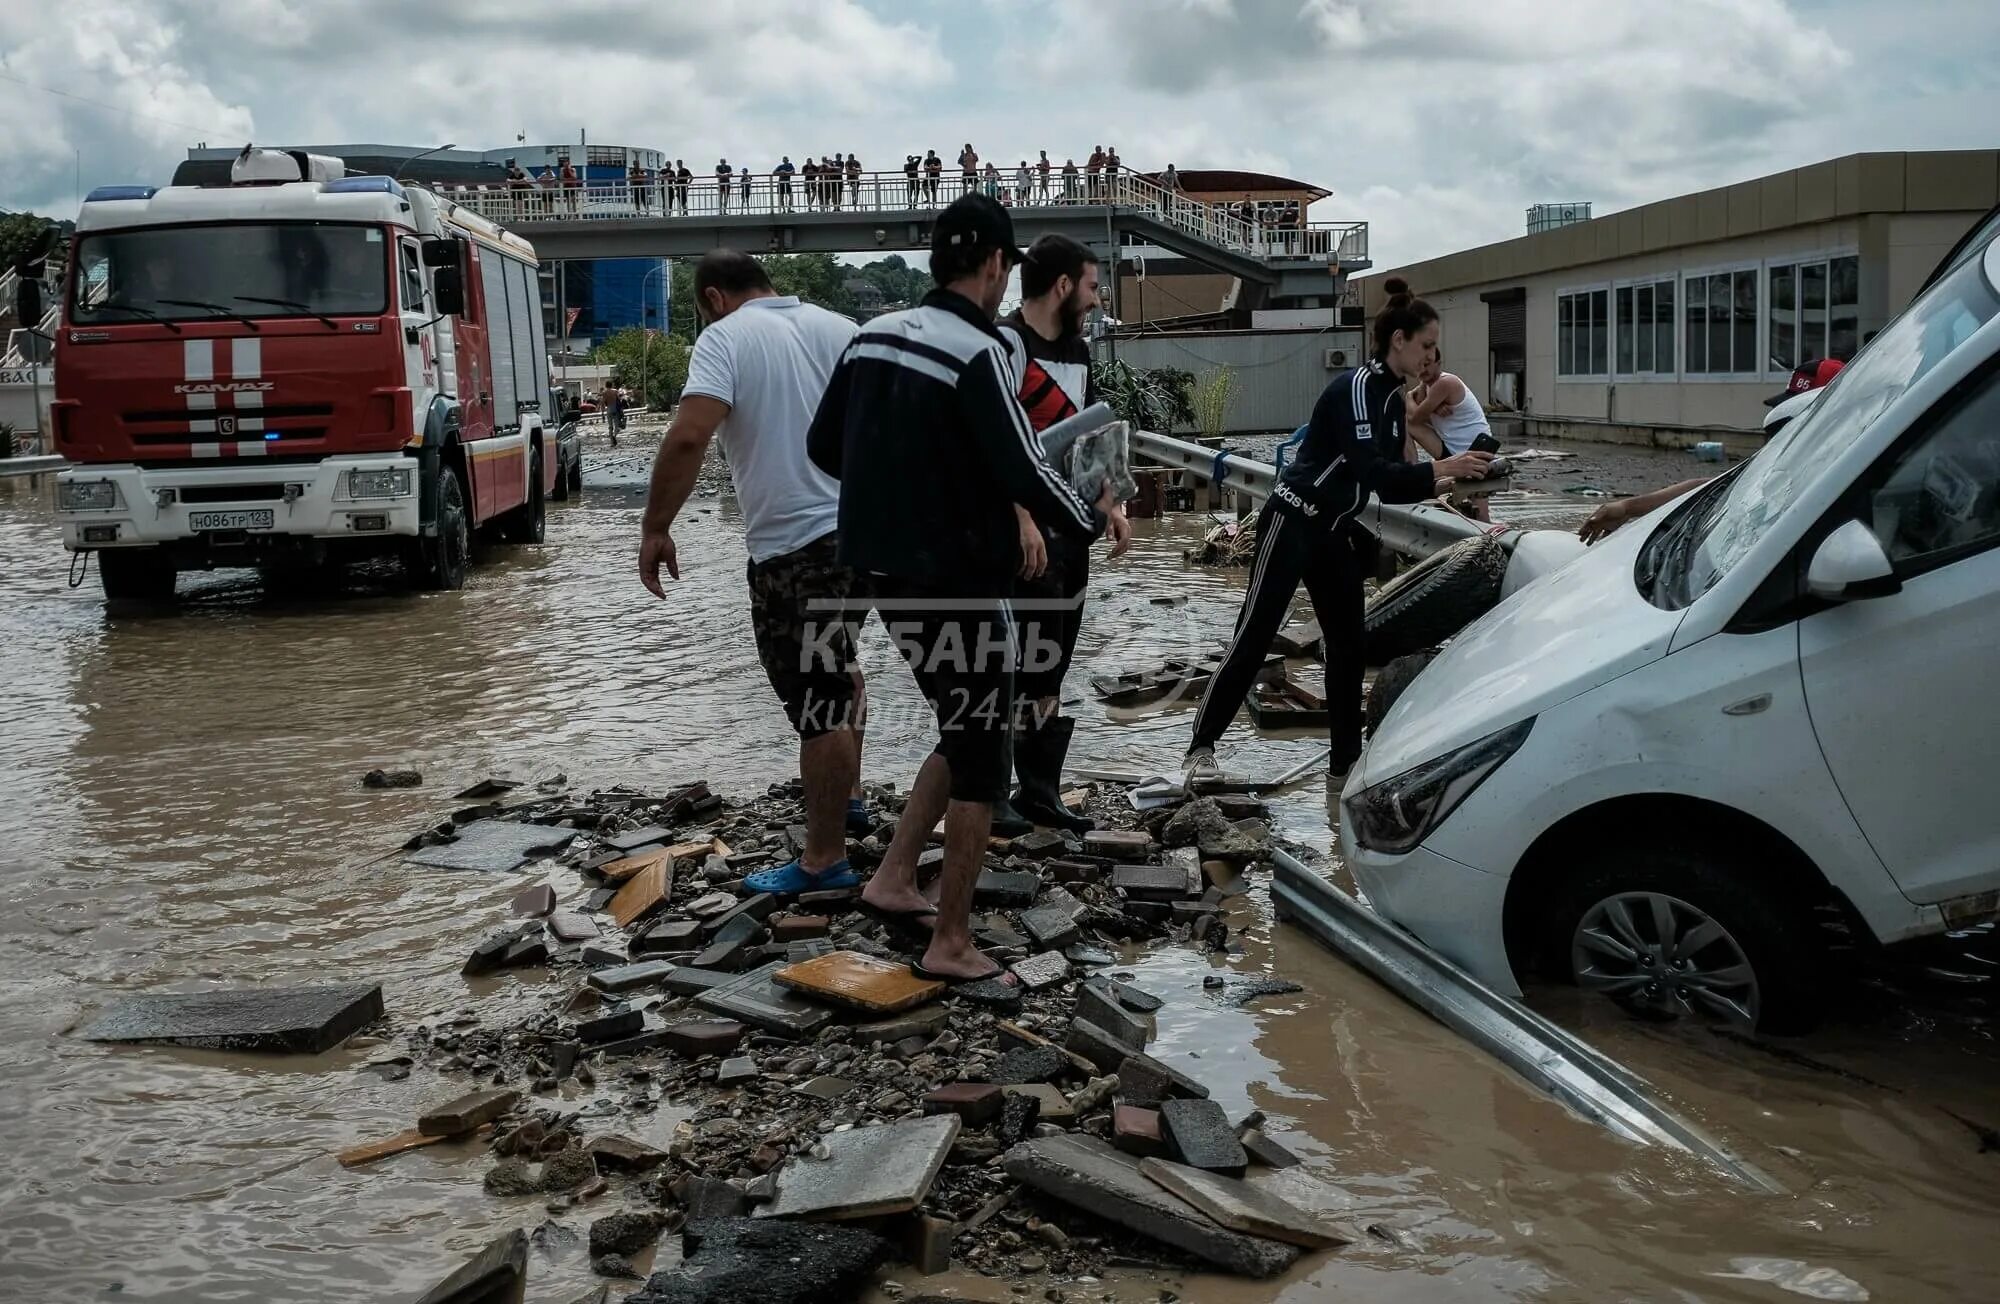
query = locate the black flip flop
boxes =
[909,956,1015,987]
[858,901,938,935]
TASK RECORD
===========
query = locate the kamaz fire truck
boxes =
[30,148,556,600]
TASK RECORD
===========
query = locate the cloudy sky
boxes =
[2,0,1994,268]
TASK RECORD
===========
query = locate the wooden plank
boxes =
[598,848,670,883]
[337,1128,448,1169]
[610,861,673,929]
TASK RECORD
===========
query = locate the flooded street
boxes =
[2,437,1997,1303]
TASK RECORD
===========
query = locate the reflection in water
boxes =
[0,450,1996,1302]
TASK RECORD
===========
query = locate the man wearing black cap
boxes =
[809,194,1115,983]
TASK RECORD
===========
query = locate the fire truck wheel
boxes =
[98,548,176,603]
[408,461,470,591]
[501,451,547,545]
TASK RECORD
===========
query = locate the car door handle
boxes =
[405,326,421,344]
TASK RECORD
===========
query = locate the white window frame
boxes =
[1764,246,1861,382]
[1555,282,1612,381]
[1679,260,1763,382]
[1612,274,1679,380]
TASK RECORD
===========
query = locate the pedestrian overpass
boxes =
[443,168,1368,307]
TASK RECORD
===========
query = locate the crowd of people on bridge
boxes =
[494,144,1301,231]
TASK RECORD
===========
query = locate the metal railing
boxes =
[441,167,1367,266]
[1,305,57,369]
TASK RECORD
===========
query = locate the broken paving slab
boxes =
[1009,951,1071,990]
[587,961,676,995]
[627,1217,888,1304]
[696,961,835,1038]
[1003,1083,1076,1125]
[418,1087,520,1137]
[1160,1098,1248,1177]
[1116,1050,1211,1106]
[1001,1135,1299,1278]
[548,911,600,943]
[82,983,382,1054]
[585,1134,669,1173]
[974,869,1041,909]
[1083,829,1154,861]
[853,1004,949,1046]
[602,824,673,852]
[407,820,576,873]
[1138,1157,1347,1250]
[1018,903,1082,952]
[1113,863,1194,900]
[1239,1128,1304,1170]
[510,883,556,917]
[414,1227,528,1304]
[755,1114,960,1221]
[773,951,943,1015]
[1067,1018,1143,1074]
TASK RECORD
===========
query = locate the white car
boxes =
[1342,232,2000,1033]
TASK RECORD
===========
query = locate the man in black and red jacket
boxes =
[997,233,1130,833]
[809,196,1125,985]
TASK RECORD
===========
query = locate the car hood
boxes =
[1360,518,1687,786]
[1763,386,1822,431]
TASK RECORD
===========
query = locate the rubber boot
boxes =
[1012,715,1094,833]
[989,723,1035,838]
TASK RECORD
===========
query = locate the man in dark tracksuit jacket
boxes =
[809,193,1113,984]
[1185,355,1487,779]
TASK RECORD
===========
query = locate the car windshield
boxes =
[1645,247,2000,608]
[70,223,388,323]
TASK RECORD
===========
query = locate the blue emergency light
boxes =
[324,177,405,196]
[84,186,157,202]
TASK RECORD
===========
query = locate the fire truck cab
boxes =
[45,148,556,600]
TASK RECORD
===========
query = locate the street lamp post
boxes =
[393,143,458,182]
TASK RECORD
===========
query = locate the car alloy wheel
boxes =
[1571,891,1760,1031]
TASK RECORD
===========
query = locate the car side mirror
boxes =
[14,276,43,325]
[431,266,465,317]
[1807,519,1901,602]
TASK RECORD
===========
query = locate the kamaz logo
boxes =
[175,381,275,393]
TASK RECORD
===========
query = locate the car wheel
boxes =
[500,451,546,545]
[98,548,176,603]
[1545,847,1824,1034]
[566,451,584,494]
[405,461,470,591]
[550,450,570,502]
[1364,535,1507,665]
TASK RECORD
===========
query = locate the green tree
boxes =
[855,253,932,308]
[593,328,690,407]
[0,212,58,272]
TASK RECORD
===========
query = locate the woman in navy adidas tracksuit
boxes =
[1183,279,1494,783]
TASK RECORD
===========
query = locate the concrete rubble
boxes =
[336,773,1337,1298]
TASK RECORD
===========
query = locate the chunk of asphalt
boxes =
[626,1216,888,1304]
[81,983,383,1054]
[1000,1135,1298,1279]
[1115,1051,1211,1107]
[1159,1098,1248,1177]
[414,1228,527,1304]
[985,1044,1068,1086]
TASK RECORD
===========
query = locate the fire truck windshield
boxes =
[71,223,389,324]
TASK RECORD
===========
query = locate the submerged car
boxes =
[1343,231,2000,1034]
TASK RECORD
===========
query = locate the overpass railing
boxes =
[442,168,1365,267]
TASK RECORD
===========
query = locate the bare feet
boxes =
[861,873,934,917]
[919,935,1015,983]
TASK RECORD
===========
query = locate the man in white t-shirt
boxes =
[639,249,868,894]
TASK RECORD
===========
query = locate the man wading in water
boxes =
[639,249,873,896]
[1182,278,1493,786]
[810,195,1116,982]
[996,233,1131,834]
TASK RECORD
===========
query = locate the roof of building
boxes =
[1364,150,2000,301]
[1148,170,1330,201]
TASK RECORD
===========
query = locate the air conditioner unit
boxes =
[1322,347,1349,370]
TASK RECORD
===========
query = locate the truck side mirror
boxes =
[14,276,43,326]
[1807,519,1901,602]
[431,266,465,317]
[421,237,466,269]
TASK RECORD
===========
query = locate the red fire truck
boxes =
[32,148,556,600]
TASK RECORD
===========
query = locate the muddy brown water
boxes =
[1,439,1995,1302]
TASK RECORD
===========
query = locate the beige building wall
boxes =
[1365,151,1997,439]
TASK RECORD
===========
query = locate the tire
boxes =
[1364,535,1507,665]
[98,548,176,603]
[549,449,570,503]
[1541,845,1825,1034]
[1366,651,1436,734]
[500,451,546,545]
[405,460,470,591]
[567,449,584,495]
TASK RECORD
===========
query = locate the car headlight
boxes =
[1346,717,1535,854]
[58,479,119,511]
[348,468,412,499]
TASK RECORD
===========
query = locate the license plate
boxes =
[189,509,275,531]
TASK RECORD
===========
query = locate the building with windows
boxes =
[178,143,670,351]
[1362,151,1998,442]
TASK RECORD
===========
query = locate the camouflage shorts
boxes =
[748,532,866,739]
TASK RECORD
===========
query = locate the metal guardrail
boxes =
[442,168,1367,268]
[1127,427,1487,561]
[0,455,65,479]
[1269,848,1784,1193]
